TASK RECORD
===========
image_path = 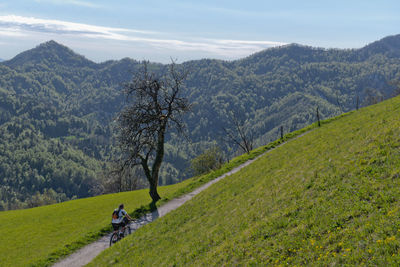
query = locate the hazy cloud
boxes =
[0,14,286,59]
[0,27,27,37]
[34,0,103,9]
[0,15,156,38]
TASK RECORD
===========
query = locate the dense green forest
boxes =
[1,35,400,210]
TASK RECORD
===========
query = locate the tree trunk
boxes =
[316,107,321,127]
[149,180,161,202]
[142,163,161,202]
[138,128,165,203]
[148,128,165,202]
[141,157,161,202]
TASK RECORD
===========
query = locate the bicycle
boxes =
[109,222,132,246]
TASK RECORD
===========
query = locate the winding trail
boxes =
[52,132,309,267]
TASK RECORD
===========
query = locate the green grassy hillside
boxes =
[90,96,400,266]
[0,122,318,267]
[0,180,194,267]
[0,110,337,267]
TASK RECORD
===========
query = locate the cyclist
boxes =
[111,203,133,234]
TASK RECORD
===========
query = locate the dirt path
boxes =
[52,134,307,267]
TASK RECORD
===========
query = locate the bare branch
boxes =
[222,114,253,154]
[115,61,191,202]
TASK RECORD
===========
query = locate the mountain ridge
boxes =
[1,34,400,210]
[3,34,400,68]
[359,34,400,59]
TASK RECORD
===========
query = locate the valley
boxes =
[1,35,400,210]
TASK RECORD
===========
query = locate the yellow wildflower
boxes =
[387,209,396,216]
[385,236,396,243]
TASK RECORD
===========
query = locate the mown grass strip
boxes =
[0,111,347,267]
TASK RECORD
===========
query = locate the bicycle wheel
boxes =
[109,232,119,247]
[124,225,131,236]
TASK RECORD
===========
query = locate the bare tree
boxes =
[363,87,382,106]
[356,94,360,110]
[336,93,344,113]
[102,163,146,194]
[388,80,400,97]
[223,115,254,154]
[116,61,191,202]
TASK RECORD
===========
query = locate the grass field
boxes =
[0,154,269,267]
[0,182,191,267]
[0,105,345,267]
[89,96,400,266]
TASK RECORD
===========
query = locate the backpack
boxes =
[112,208,120,220]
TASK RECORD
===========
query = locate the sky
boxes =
[0,0,399,63]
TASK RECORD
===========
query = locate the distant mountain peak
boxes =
[39,40,67,49]
[45,40,60,45]
[368,34,400,46]
[359,34,400,58]
[4,40,96,69]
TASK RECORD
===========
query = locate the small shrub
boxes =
[190,146,224,176]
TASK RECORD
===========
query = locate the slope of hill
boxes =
[0,176,195,267]
[0,62,111,210]
[90,96,400,266]
[3,40,97,70]
[1,35,400,210]
[359,34,400,59]
[0,125,316,267]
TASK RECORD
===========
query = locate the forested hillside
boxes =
[1,35,400,210]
